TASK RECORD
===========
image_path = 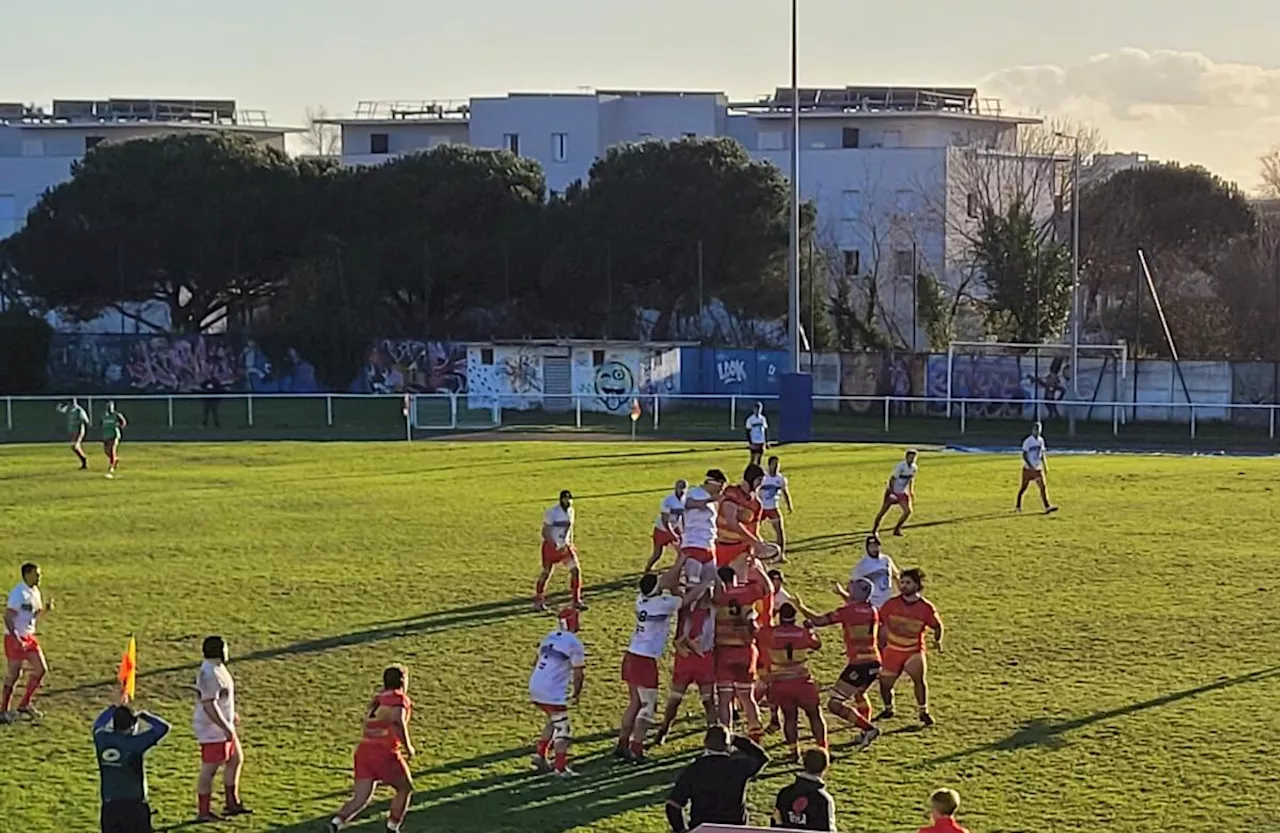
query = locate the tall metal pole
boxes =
[1070,136,1081,398]
[787,0,801,373]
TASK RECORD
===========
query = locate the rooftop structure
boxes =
[0,98,288,133]
[729,85,1039,123]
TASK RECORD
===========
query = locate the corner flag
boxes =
[117,636,137,699]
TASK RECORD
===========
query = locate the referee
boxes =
[666,725,769,831]
[93,695,170,833]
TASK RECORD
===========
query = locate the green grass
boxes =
[0,440,1278,832]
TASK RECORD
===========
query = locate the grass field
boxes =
[0,439,1278,833]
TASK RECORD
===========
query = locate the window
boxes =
[370,133,390,155]
[592,349,605,367]
[503,133,520,154]
[480,348,494,365]
[84,136,105,152]
[966,193,979,219]
[682,132,696,139]
[551,133,568,162]
[841,127,860,149]
[21,139,44,157]
[758,131,784,151]
[843,250,861,276]
[894,250,915,278]
[840,189,862,220]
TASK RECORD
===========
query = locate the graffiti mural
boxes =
[839,353,925,415]
[349,341,467,395]
[127,336,239,392]
[47,336,132,392]
[468,346,544,411]
[926,354,1030,418]
[593,361,635,412]
[571,348,646,414]
[638,349,680,396]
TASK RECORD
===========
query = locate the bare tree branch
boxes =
[1261,146,1280,199]
[302,106,342,156]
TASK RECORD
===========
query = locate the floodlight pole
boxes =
[787,0,801,374]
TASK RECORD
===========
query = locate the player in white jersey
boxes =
[616,565,713,762]
[535,489,585,612]
[529,608,586,777]
[872,449,918,537]
[644,480,687,574]
[758,456,794,559]
[2,562,50,723]
[674,469,727,585]
[745,402,769,466]
[1017,422,1059,514]
[847,535,899,609]
[194,635,250,821]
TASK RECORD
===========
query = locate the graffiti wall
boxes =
[467,346,545,411]
[46,334,320,394]
[810,353,841,412]
[572,348,642,414]
[348,340,467,395]
[925,354,1031,418]
[840,352,926,415]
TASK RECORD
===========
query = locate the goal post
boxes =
[944,340,1129,424]
[410,393,502,433]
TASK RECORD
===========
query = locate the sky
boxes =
[7,0,1280,189]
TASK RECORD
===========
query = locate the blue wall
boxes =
[679,348,789,397]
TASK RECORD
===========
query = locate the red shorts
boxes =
[715,645,758,685]
[672,653,715,689]
[354,743,411,785]
[653,528,678,548]
[881,646,922,677]
[541,541,577,567]
[761,508,780,520]
[1021,468,1045,485]
[200,741,236,765]
[883,489,910,507]
[3,634,40,663]
[715,540,751,567]
[681,546,714,565]
[621,652,660,689]
[68,430,84,442]
[770,677,820,712]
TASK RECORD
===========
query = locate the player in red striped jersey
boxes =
[808,577,883,750]
[327,665,416,833]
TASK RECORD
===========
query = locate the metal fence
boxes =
[5,392,1280,448]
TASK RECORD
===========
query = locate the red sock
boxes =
[198,794,212,817]
[534,577,547,603]
[748,728,763,743]
[629,738,644,756]
[553,750,568,771]
[570,575,582,604]
[224,785,239,808]
[18,675,42,709]
[854,701,874,731]
[536,738,550,757]
[1,684,13,711]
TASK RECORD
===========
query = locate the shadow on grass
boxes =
[923,665,1280,766]
[785,512,1014,555]
[50,577,636,698]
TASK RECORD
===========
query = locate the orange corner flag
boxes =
[117,636,137,699]
[630,399,642,422]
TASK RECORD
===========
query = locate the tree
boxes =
[1079,163,1256,354]
[302,106,342,157]
[5,133,309,333]
[1214,216,1280,359]
[973,203,1072,342]
[1261,146,1280,199]
[550,137,808,342]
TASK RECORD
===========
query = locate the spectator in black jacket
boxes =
[200,377,223,428]
[666,725,768,832]
[772,748,837,830]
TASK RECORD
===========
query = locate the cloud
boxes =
[981,48,1280,189]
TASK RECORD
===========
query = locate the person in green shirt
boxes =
[101,401,127,479]
[93,693,170,833]
[62,398,90,469]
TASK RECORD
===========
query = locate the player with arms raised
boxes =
[716,464,773,572]
[758,456,793,559]
[643,480,687,574]
[759,603,827,762]
[60,398,90,470]
[535,490,585,611]
[872,449,917,537]
[877,568,943,727]
[674,470,726,585]
[327,665,416,833]
[808,577,882,749]
[652,586,718,745]
[712,565,772,742]
[101,401,128,479]
[2,562,50,723]
[1016,422,1058,514]
[528,608,586,777]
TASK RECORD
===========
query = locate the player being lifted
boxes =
[643,480,687,574]
[60,399,90,470]
[616,565,711,763]
[327,665,416,833]
[758,456,793,559]
[872,449,917,537]
[712,564,772,742]
[759,602,828,763]
[674,470,726,585]
[878,568,943,727]
[652,585,718,745]
[1016,422,1059,514]
[535,490,586,612]
[808,577,882,750]
[101,401,128,479]
[528,608,586,777]
[716,464,775,572]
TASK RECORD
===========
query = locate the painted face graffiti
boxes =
[594,361,635,412]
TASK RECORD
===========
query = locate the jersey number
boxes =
[785,644,794,661]
[728,601,741,617]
